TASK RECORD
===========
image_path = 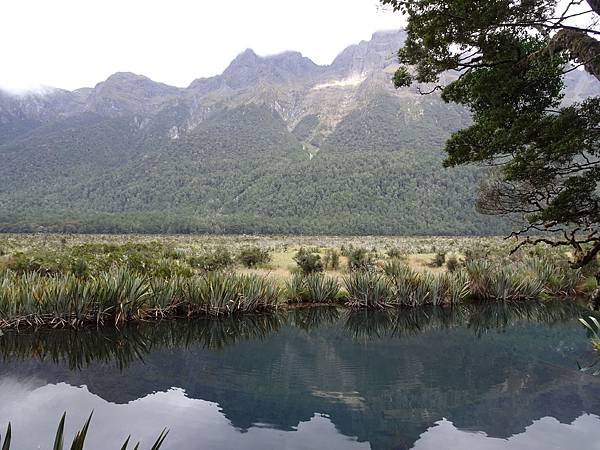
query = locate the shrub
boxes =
[434,251,446,267]
[70,259,89,278]
[385,264,424,306]
[386,248,405,259]
[322,249,341,270]
[446,255,459,272]
[236,274,281,312]
[6,252,65,275]
[188,246,233,272]
[522,257,582,297]
[293,248,324,275]
[465,260,545,301]
[149,277,182,311]
[237,246,271,268]
[383,259,410,279]
[382,261,469,306]
[347,247,373,272]
[152,258,193,279]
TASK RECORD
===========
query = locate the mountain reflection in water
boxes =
[0,301,599,450]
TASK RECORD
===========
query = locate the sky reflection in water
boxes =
[0,303,599,450]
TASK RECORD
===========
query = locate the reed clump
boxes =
[465,258,583,301]
[0,249,587,328]
[285,273,341,303]
[0,268,281,329]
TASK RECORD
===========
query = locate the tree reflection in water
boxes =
[0,301,590,371]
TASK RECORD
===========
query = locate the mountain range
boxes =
[1,30,598,235]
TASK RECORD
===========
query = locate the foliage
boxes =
[2,242,193,279]
[303,274,341,303]
[383,263,469,306]
[434,251,446,268]
[285,273,340,303]
[322,249,341,270]
[580,316,600,354]
[381,0,600,269]
[0,412,167,449]
[0,235,588,328]
[293,247,324,275]
[0,94,510,236]
[346,247,374,272]
[446,255,459,272]
[188,246,234,272]
[285,273,307,302]
[237,246,271,268]
[0,269,281,328]
[182,272,281,316]
[343,272,393,308]
[386,248,404,259]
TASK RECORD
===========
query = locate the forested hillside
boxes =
[1,31,596,235]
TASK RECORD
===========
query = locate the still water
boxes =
[1,302,600,450]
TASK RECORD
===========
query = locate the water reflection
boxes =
[0,301,588,370]
[413,415,600,450]
[0,379,368,450]
[345,301,589,340]
[0,301,599,450]
[0,314,284,370]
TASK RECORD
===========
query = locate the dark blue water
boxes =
[1,302,600,450]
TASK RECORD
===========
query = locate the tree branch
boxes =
[545,28,600,80]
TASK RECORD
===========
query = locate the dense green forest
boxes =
[0,97,508,235]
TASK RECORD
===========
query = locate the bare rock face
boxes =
[1,29,595,146]
[0,31,407,143]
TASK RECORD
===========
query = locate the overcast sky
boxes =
[1,0,403,92]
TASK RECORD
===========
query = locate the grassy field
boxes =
[0,233,514,281]
[0,233,594,329]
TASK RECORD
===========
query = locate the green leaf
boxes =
[69,412,93,450]
[120,436,131,450]
[2,423,11,450]
[150,429,169,450]
[53,413,66,450]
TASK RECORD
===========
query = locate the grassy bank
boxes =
[0,234,593,329]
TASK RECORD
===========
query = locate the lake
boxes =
[1,302,599,450]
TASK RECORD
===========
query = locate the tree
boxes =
[382,0,600,274]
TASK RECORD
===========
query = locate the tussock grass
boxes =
[0,269,281,329]
[0,233,589,328]
[285,273,340,303]
[344,272,393,308]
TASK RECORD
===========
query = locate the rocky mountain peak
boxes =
[220,48,322,89]
[88,72,181,116]
[330,29,406,77]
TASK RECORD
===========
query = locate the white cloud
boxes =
[0,0,404,91]
[0,378,370,449]
[413,416,600,450]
